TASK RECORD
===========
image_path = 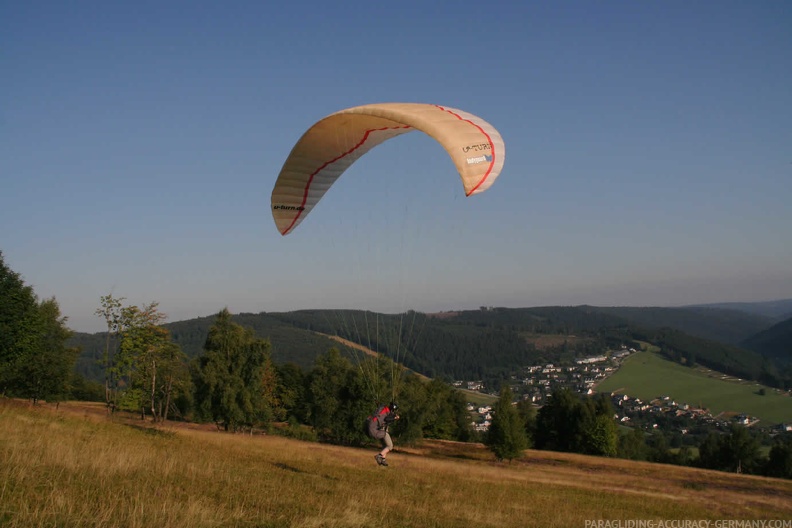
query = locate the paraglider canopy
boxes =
[271,103,506,235]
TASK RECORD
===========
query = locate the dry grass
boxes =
[1,400,790,527]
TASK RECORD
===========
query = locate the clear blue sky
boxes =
[3,1,791,333]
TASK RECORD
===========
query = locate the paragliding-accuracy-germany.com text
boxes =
[584,521,791,528]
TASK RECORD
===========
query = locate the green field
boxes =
[459,388,498,406]
[596,352,792,425]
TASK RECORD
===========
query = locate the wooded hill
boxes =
[70,302,792,390]
[685,298,792,321]
[586,306,772,346]
[741,316,792,366]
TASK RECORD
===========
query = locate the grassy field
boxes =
[519,333,594,351]
[596,352,792,424]
[458,388,498,406]
[2,400,791,527]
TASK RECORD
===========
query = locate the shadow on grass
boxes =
[273,462,339,481]
[122,422,177,438]
[683,481,707,491]
[273,462,305,473]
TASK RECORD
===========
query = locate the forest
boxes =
[71,303,792,392]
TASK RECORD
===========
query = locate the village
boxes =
[456,347,765,434]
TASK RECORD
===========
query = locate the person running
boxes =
[367,402,399,466]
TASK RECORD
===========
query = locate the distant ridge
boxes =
[682,298,792,321]
[587,305,772,346]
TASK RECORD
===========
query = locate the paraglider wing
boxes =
[271,103,505,235]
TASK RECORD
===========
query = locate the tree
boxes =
[94,298,192,421]
[155,341,192,421]
[579,395,618,457]
[583,413,619,457]
[696,432,720,469]
[13,298,79,404]
[114,302,167,416]
[533,389,619,456]
[618,427,648,461]
[0,251,41,394]
[372,371,474,446]
[535,388,582,452]
[193,308,277,432]
[392,373,429,444]
[722,425,762,474]
[419,378,471,441]
[444,384,476,442]
[486,385,528,462]
[0,253,78,402]
[698,425,762,474]
[95,294,124,410]
[765,436,792,479]
[515,398,537,448]
[306,348,369,445]
[68,372,105,402]
[274,363,307,423]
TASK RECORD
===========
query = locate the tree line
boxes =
[3,251,791,479]
[484,385,792,479]
[92,296,476,443]
[1,252,474,445]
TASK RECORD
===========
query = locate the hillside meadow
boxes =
[596,352,792,424]
[2,400,791,527]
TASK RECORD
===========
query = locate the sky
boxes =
[2,1,791,334]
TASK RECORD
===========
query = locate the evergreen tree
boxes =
[486,385,528,462]
[535,388,582,452]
